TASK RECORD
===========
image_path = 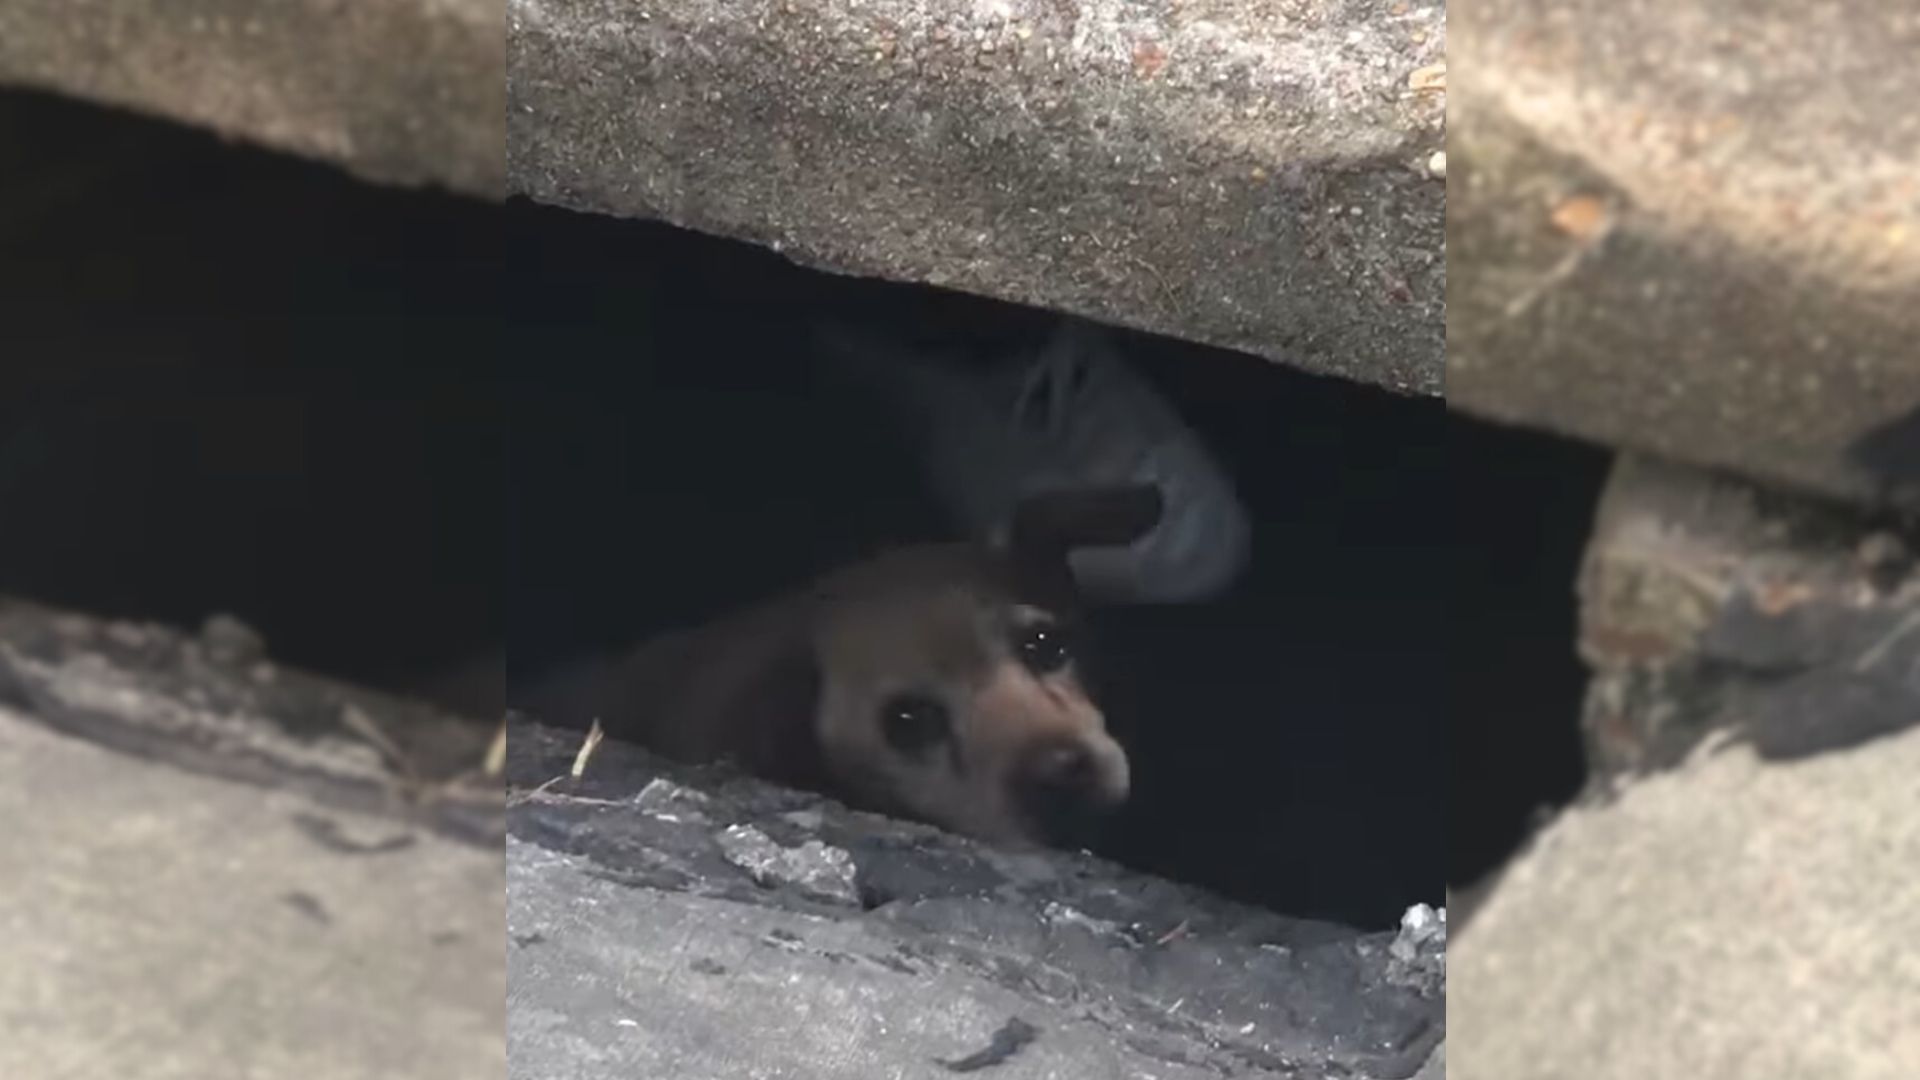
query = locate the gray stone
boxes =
[0,0,504,197]
[1447,0,1920,511]
[507,719,1445,1079]
[0,703,504,1079]
[0,597,505,1076]
[507,0,1446,396]
[1449,723,1920,1080]
[1576,455,1920,779]
[716,823,863,906]
[0,596,505,847]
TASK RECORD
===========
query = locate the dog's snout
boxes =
[1031,743,1099,794]
[1013,735,1128,847]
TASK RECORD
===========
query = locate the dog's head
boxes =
[786,485,1162,846]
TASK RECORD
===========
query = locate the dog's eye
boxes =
[880,694,951,756]
[1015,621,1073,675]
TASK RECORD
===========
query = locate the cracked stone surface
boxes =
[508,0,1446,396]
[1575,455,1920,779]
[1449,0,1920,510]
[0,0,505,197]
[506,719,1444,1079]
[0,597,505,847]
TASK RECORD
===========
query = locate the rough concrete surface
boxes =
[1448,0,1920,510]
[0,598,505,847]
[1576,455,1920,778]
[506,720,1445,1079]
[0,706,506,1080]
[508,0,1446,395]
[1452,455,1920,1077]
[0,0,505,197]
[1449,722,1920,1080]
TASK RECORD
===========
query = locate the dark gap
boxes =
[0,87,503,717]
[0,85,1470,931]
[1447,414,1610,889]
[505,200,1447,929]
[1848,395,1920,500]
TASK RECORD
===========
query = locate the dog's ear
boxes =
[1006,481,1161,562]
[696,621,829,793]
[1001,483,1164,606]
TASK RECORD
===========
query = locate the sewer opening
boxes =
[0,87,504,731]
[504,201,1448,930]
[2,84,1457,930]
[1448,415,1610,895]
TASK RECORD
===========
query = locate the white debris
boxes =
[1390,903,1447,964]
[717,824,860,906]
[635,778,713,824]
[1041,902,1121,937]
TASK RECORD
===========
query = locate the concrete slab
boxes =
[1448,0,1920,510]
[506,720,1446,1080]
[508,0,1446,395]
[0,0,504,197]
[0,707,505,1080]
[1450,723,1920,1080]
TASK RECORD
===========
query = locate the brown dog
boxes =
[512,485,1163,847]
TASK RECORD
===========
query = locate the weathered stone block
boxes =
[0,0,505,197]
[1577,454,1919,778]
[508,0,1446,395]
[1449,0,1920,510]
[506,719,1445,1079]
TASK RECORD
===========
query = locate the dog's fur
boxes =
[512,485,1163,846]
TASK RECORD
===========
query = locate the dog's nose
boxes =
[1016,738,1127,846]
[1031,743,1099,793]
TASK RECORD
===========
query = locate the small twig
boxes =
[507,778,629,809]
[572,718,605,779]
[1153,919,1192,946]
[483,718,507,778]
[505,774,565,807]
